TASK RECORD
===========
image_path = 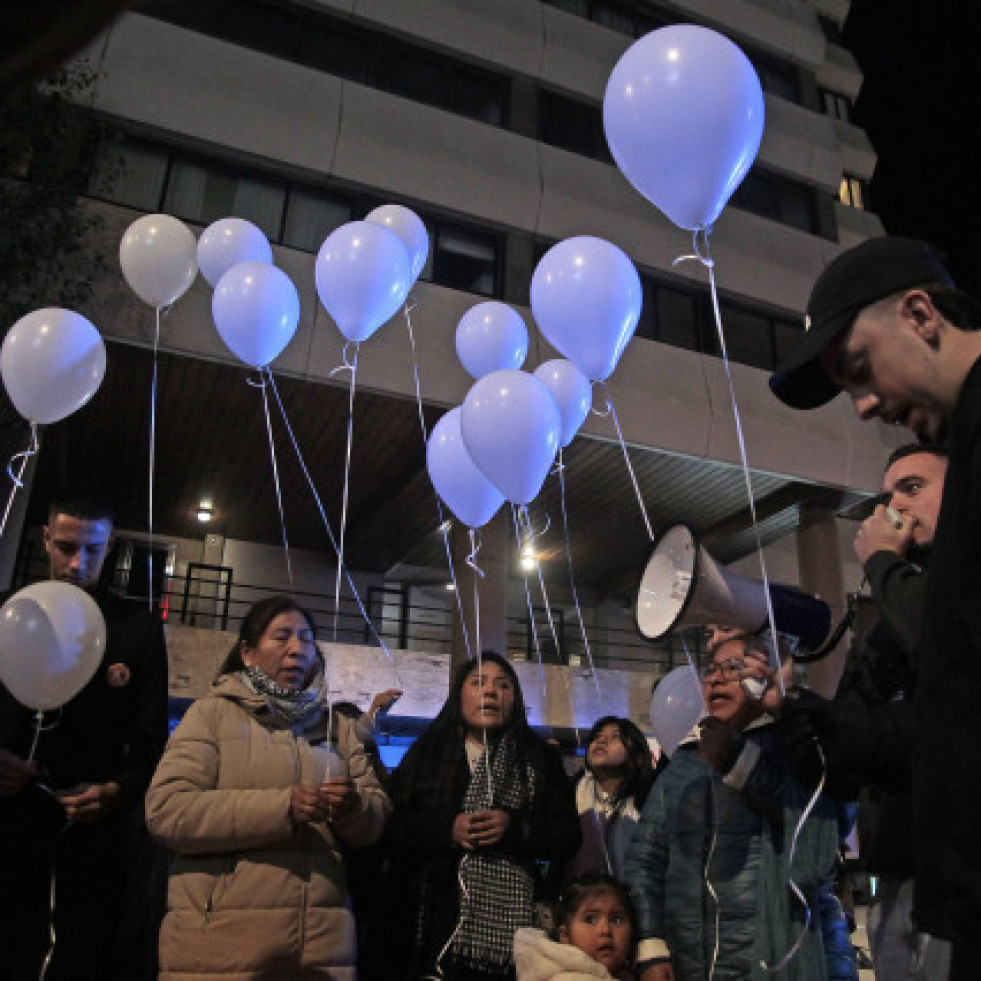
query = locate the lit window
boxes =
[838,175,866,210]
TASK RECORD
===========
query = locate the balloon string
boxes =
[599,384,655,542]
[0,423,38,539]
[466,527,483,661]
[441,521,473,661]
[263,372,401,685]
[258,368,294,596]
[556,447,601,702]
[588,381,610,419]
[512,504,548,720]
[330,341,357,378]
[673,234,784,697]
[333,344,359,641]
[147,307,161,611]
[521,505,561,674]
[26,708,44,764]
[401,301,473,661]
[468,527,493,802]
[674,229,806,973]
[428,853,472,981]
[761,743,826,973]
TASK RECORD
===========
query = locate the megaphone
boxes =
[634,523,832,652]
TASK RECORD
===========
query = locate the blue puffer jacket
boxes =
[623,719,845,981]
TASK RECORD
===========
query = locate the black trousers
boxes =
[0,799,128,981]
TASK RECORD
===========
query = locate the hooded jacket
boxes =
[513,927,629,981]
[145,672,390,980]
[623,720,841,981]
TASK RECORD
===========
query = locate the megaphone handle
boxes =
[792,586,863,664]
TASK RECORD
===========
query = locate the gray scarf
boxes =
[241,663,326,727]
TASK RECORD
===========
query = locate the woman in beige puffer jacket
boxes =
[146,596,391,980]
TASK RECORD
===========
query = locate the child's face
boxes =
[587,723,628,773]
[559,890,632,975]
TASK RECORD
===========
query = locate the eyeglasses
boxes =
[699,658,748,682]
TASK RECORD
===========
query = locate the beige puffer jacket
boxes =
[146,674,391,980]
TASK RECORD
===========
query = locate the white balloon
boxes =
[533,359,592,448]
[0,308,106,425]
[649,665,705,757]
[0,582,106,711]
[119,213,198,308]
[461,370,561,506]
[427,408,505,529]
[365,204,430,283]
[198,218,273,288]
[530,236,642,383]
[456,302,529,380]
[603,25,765,231]
[315,221,412,343]
[212,262,300,368]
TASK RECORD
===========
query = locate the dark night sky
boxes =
[844,1,981,298]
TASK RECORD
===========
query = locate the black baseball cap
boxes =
[769,237,954,409]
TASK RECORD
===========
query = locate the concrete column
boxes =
[796,503,848,697]
[450,508,510,674]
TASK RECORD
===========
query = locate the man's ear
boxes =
[903,290,942,346]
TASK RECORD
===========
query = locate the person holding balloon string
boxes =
[145,595,390,979]
[624,633,851,981]
[0,484,169,980]
[384,652,581,980]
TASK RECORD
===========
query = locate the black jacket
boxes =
[837,550,923,873]
[384,733,580,979]
[0,587,169,810]
[912,356,981,953]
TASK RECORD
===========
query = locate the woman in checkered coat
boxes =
[386,653,581,980]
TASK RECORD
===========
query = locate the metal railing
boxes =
[14,548,683,671]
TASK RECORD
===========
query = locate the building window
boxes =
[817,15,844,46]
[162,160,286,241]
[141,0,507,128]
[650,285,700,353]
[432,224,499,296]
[539,91,612,164]
[282,188,352,252]
[747,55,799,103]
[542,0,798,102]
[89,136,169,212]
[838,174,867,209]
[820,88,853,123]
[729,170,819,235]
[87,132,501,297]
[711,302,774,370]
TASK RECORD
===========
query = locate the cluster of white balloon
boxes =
[427,234,641,530]
[116,202,428,370]
[0,21,764,723]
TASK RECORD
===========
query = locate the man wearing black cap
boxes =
[770,237,981,978]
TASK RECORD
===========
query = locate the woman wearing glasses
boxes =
[623,634,852,981]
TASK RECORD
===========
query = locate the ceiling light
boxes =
[197,500,214,523]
